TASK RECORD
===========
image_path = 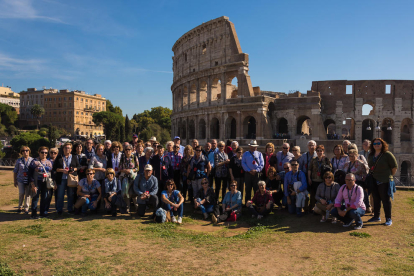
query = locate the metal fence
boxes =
[394,175,414,187]
[0,158,17,166]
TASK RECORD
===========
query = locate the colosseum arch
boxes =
[278,117,288,134]
[211,78,221,104]
[198,119,206,139]
[183,87,188,107]
[362,119,375,142]
[181,120,187,140]
[226,75,238,99]
[243,115,256,139]
[210,117,220,139]
[362,103,375,116]
[190,84,197,106]
[297,115,311,135]
[323,119,336,136]
[342,118,355,140]
[188,119,195,139]
[199,81,208,106]
[400,160,412,185]
[225,116,237,139]
[401,118,413,142]
[267,102,276,135]
[381,118,394,144]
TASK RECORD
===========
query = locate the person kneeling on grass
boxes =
[247,181,274,219]
[194,177,219,220]
[133,164,158,219]
[212,181,242,224]
[314,171,340,223]
[161,179,184,224]
[330,173,366,230]
[74,169,102,216]
[283,160,308,217]
[103,168,126,216]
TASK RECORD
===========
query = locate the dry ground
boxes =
[0,170,413,275]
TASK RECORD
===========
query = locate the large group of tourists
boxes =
[13,134,397,229]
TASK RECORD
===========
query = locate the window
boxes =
[86,99,88,102]
[69,97,72,100]
[385,84,391,94]
[64,97,66,100]
[58,98,61,101]
[81,98,83,102]
[76,97,78,101]
[346,85,353,95]
[202,44,206,55]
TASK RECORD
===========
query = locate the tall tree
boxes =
[120,124,125,143]
[92,111,124,141]
[106,99,123,116]
[125,114,131,141]
[30,104,45,130]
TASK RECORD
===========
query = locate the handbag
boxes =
[39,162,55,189]
[67,173,79,188]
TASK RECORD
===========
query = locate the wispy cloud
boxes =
[0,52,46,72]
[0,0,65,23]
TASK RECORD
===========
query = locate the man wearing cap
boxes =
[299,140,317,174]
[130,134,139,150]
[275,143,294,172]
[134,164,158,218]
[173,136,185,155]
[242,140,264,205]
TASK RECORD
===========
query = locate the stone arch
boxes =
[342,118,355,140]
[210,117,220,139]
[181,120,187,140]
[211,78,221,104]
[297,115,311,135]
[188,119,195,139]
[278,117,288,134]
[362,119,375,142]
[199,81,207,105]
[225,116,237,139]
[183,87,188,107]
[401,118,413,142]
[198,119,206,139]
[243,115,256,139]
[400,160,412,185]
[226,75,238,99]
[267,102,276,135]
[362,103,375,116]
[323,119,336,138]
[381,118,394,144]
[190,84,197,106]
[176,89,182,111]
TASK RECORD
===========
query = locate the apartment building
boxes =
[20,88,106,138]
[0,86,20,113]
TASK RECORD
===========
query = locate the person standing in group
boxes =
[262,143,277,180]
[241,140,264,205]
[165,141,174,155]
[331,145,349,173]
[89,144,108,187]
[84,139,95,162]
[180,145,194,202]
[103,140,112,158]
[342,140,351,155]
[291,146,302,162]
[138,147,153,175]
[28,147,54,219]
[150,144,173,204]
[308,145,332,213]
[107,141,123,178]
[135,143,145,158]
[130,134,139,151]
[207,139,219,188]
[53,143,80,215]
[360,139,371,160]
[119,144,139,213]
[299,140,317,175]
[367,138,397,226]
[46,147,59,213]
[13,146,34,214]
[229,147,245,199]
[275,143,294,172]
[187,145,211,204]
[168,144,183,191]
[214,141,230,202]
[173,136,185,155]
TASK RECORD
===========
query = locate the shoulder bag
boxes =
[364,153,383,191]
[39,162,55,189]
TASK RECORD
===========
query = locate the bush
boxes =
[10,132,50,157]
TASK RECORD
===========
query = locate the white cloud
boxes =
[0,0,65,23]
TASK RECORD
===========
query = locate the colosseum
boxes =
[170,16,414,182]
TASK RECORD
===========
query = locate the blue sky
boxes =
[0,0,413,117]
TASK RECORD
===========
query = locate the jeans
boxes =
[31,181,51,216]
[244,172,260,204]
[56,179,76,213]
[287,195,302,215]
[17,181,31,210]
[76,195,99,213]
[196,198,216,214]
[162,202,183,217]
[234,177,244,199]
[191,179,203,200]
[371,182,392,219]
[331,206,366,226]
[214,177,227,202]
[137,194,158,216]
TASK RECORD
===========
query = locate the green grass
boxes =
[349,231,371,238]
[0,262,20,276]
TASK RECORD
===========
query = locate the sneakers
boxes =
[203,213,208,220]
[211,214,218,225]
[320,216,326,223]
[385,218,392,226]
[177,217,182,224]
[367,217,381,223]
[343,219,354,227]
[30,215,39,220]
[331,217,337,224]
[257,215,263,220]
[354,223,363,230]
[171,216,177,223]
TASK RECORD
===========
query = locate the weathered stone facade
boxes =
[171,16,414,179]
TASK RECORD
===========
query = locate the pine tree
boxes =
[120,124,125,143]
[125,114,131,141]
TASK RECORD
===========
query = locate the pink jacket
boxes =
[334,184,366,210]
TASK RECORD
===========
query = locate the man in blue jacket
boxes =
[134,164,158,219]
[242,140,264,205]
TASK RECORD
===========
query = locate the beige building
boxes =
[20,88,106,138]
[0,86,20,112]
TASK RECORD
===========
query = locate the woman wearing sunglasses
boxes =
[367,138,398,226]
[74,169,102,215]
[314,171,340,223]
[28,146,53,219]
[161,179,184,224]
[211,180,242,224]
[13,146,34,214]
[194,177,219,220]
[103,168,122,216]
